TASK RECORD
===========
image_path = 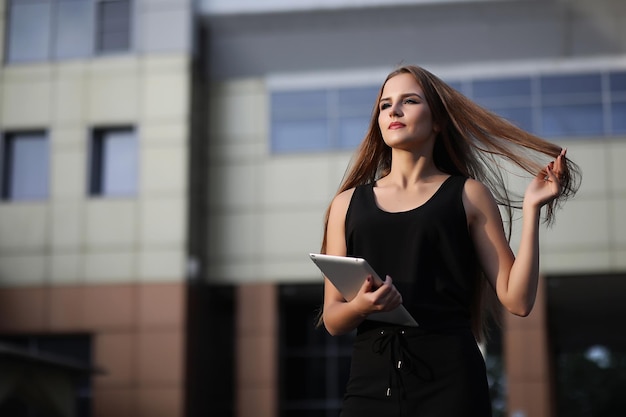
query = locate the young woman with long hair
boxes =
[320,65,580,416]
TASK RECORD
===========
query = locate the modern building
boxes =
[1,0,625,417]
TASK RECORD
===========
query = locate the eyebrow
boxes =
[379,92,424,102]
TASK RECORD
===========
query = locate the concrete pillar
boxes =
[504,277,555,417]
[236,284,278,417]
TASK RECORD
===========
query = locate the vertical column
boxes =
[236,283,278,417]
[504,277,555,417]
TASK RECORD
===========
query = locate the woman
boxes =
[320,65,580,416]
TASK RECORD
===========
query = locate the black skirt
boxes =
[341,321,492,417]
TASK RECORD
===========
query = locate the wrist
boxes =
[522,203,541,223]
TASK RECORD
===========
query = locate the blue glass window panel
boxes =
[338,117,369,149]
[609,72,626,93]
[540,73,602,97]
[6,133,49,200]
[55,0,93,59]
[6,2,52,62]
[272,91,328,120]
[338,87,378,118]
[541,103,604,137]
[492,107,534,133]
[97,0,131,52]
[473,78,532,99]
[101,129,137,196]
[611,101,626,134]
[272,120,329,153]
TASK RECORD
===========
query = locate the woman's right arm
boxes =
[322,189,403,336]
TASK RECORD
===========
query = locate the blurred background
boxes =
[0,0,625,416]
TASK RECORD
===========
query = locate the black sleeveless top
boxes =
[345,176,480,330]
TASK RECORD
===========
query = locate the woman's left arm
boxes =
[464,150,566,316]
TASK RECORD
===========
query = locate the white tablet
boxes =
[309,253,418,327]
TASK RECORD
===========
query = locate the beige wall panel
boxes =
[0,204,48,252]
[142,55,187,73]
[85,200,138,248]
[140,122,187,146]
[50,253,83,285]
[54,65,88,125]
[138,249,184,282]
[50,202,83,249]
[541,250,612,274]
[207,212,260,262]
[141,147,186,195]
[564,142,608,197]
[207,140,267,163]
[612,197,626,245]
[612,249,626,269]
[207,261,266,284]
[87,72,140,124]
[51,148,86,199]
[262,209,324,259]
[52,126,87,149]
[208,162,261,210]
[608,140,626,194]
[262,156,335,208]
[540,199,609,250]
[141,73,188,121]
[208,79,267,137]
[0,254,47,286]
[83,251,136,283]
[1,73,52,127]
[139,199,186,245]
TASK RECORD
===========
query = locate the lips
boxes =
[388,122,405,130]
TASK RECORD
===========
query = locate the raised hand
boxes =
[524,148,567,209]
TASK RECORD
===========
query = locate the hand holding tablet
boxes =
[309,253,418,327]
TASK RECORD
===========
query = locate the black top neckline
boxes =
[369,175,454,215]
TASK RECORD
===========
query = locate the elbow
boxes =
[321,316,351,337]
[507,303,534,318]
[322,320,345,337]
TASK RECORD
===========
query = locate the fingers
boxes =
[375,275,403,310]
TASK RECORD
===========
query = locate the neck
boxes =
[386,150,442,187]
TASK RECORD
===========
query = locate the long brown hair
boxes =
[319,65,581,341]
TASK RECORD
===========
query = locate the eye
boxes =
[404,98,419,104]
[379,102,391,110]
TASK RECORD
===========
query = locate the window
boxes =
[1,131,49,201]
[96,0,132,53]
[279,284,354,417]
[4,0,131,63]
[55,0,94,59]
[472,77,534,132]
[539,73,604,138]
[270,68,626,154]
[271,87,377,154]
[0,334,93,417]
[89,127,138,197]
[610,71,626,135]
[548,274,626,417]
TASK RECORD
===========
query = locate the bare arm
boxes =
[465,150,566,316]
[322,189,403,335]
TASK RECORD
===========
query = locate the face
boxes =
[377,73,438,151]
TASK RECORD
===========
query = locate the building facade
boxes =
[1,0,625,417]
[0,0,193,416]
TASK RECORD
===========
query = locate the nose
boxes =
[389,102,402,117]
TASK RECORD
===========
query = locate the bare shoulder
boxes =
[462,179,499,220]
[329,188,356,218]
[463,178,493,200]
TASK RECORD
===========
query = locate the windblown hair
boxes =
[319,65,581,341]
